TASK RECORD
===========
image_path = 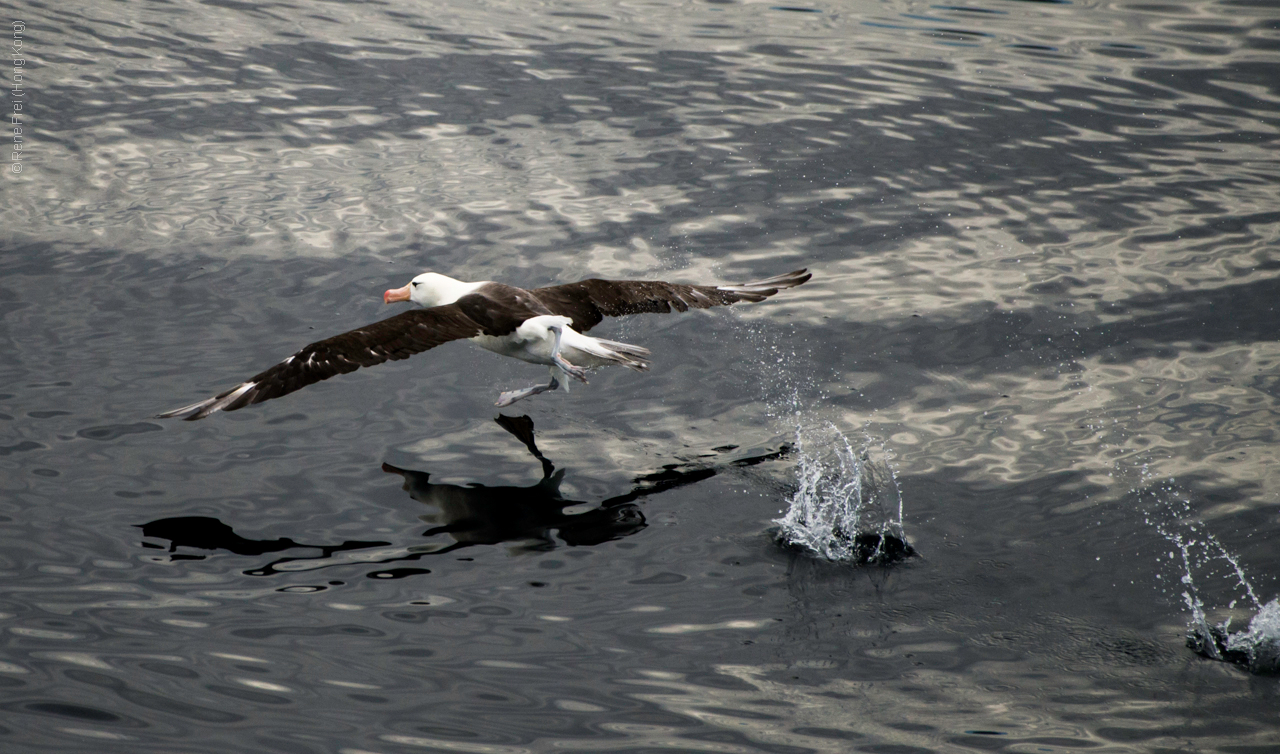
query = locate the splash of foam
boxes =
[772,420,912,564]
[1143,482,1279,674]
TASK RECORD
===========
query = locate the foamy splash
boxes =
[772,421,913,564]
[1143,482,1280,674]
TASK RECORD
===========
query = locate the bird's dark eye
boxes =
[412,282,420,288]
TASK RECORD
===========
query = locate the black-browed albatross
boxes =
[158,268,812,420]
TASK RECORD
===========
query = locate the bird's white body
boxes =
[403,273,636,372]
[474,315,632,369]
[473,315,570,362]
[393,272,650,404]
[405,273,564,363]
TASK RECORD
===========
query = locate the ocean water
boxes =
[3,0,1280,751]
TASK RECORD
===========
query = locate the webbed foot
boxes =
[496,377,561,407]
[553,355,590,383]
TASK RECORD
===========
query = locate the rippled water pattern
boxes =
[4,0,1280,751]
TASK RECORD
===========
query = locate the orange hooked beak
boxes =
[383,284,412,304]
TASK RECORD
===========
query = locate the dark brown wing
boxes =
[158,305,484,420]
[453,283,554,335]
[530,269,811,332]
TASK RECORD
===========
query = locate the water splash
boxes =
[1142,482,1280,674]
[772,420,913,565]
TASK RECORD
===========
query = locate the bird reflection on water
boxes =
[138,415,788,578]
[383,415,654,554]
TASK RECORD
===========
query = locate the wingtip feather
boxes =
[716,268,811,299]
[157,381,257,421]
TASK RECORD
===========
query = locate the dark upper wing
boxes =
[529,268,811,332]
[452,283,554,336]
[158,305,484,420]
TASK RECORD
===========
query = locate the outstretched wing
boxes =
[158,305,484,421]
[530,268,811,332]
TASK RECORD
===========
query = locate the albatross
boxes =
[158,268,811,420]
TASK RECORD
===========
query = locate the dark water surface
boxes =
[4,0,1280,751]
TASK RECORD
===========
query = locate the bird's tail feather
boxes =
[592,338,651,371]
[565,333,651,372]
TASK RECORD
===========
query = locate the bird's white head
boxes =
[384,272,470,308]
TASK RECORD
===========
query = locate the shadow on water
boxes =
[137,517,388,561]
[138,415,790,578]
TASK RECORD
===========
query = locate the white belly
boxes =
[470,315,574,366]
[469,315,622,369]
[471,332,548,364]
